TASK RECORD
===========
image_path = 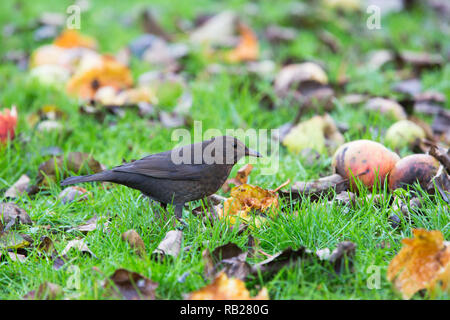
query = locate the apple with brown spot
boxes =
[332,140,400,190]
[388,154,440,191]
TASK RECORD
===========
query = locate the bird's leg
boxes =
[174,203,188,229]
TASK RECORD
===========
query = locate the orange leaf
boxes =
[66,56,133,99]
[222,164,253,192]
[226,23,259,63]
[188,272,268,300]
[0,106,18,144]
[387,229,450,299]
[54,30,97,49]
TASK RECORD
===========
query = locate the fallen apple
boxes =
[332,139,400,190]
[385,120,426,151]
[388,154,440,191]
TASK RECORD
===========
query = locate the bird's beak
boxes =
[246,148,262,158]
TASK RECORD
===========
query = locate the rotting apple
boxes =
[388,154,440,191]
[332,139,400,190]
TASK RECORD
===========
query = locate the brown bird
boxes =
[60,136,261,221]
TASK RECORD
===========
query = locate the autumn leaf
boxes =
[219,183,279,226]
[54,30,97,49]
[387,229,450,299]
[104,269,158,300]
[0,106,17,144]
[188,272,268,300]
[222,164,253,192]
[225,23,259,63]
[66,56,133,100]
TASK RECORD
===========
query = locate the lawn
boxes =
[0,0,449,300]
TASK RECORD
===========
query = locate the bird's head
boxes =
[205,136,262,165]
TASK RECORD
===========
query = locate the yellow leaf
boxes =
[387,229,450,299]
[66,56,133,100]
[188,272,268,300]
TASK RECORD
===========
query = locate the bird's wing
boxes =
[111,151,207,181]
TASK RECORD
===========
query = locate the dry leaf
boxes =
[0,203,32,229]
[58,186,89,204]
[219,183,280,226]
[387,229,450,299]
[188,272,268,300]
[152,230,183,260]
[61,239,97,258]
[36,152,103,187]
[222,164,253,192]
[105,268,158,300]
[66,56,133,100]
[23,282,62,300]
[53,29,97,49]
[4,175,30,198]
[122,229,146,256]
[225,23,259,63]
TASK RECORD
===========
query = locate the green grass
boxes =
[0,0,449,300]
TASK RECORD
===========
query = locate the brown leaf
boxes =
[141,9,173,42]
[24,282,62,300]
[69,215,109,234]
[0,203,32,229]
[122,229,146,256]
[58,186,89,204]
[61,238,97,258]
[105,268,158,300]
[4,174,30,198]
[152,230,183,260]
[36,152,103,187]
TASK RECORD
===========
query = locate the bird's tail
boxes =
[60,171,111,186]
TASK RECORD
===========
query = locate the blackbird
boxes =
[60,136,261,220]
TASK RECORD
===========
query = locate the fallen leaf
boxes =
[222,164,253,192]
[69,215,109,234]
[0,203,32,229]
[190,11,237,46]
[387,229,450,299]
[122,229,146,256]
[4,175,30,198]
[61,238,97,258]
[23,282,62,300]
[53,29,97,49]
[152,230,183,260]
[105,268,158,300]
[219,183,281,226]
[188,272,268,300]
[36,152,103,187]
[0,231,32,250]
[364,98,407,121]
[58,186,89,204]
[225,23,259,63]
[141,9,173,42]
[66,56,133,100]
